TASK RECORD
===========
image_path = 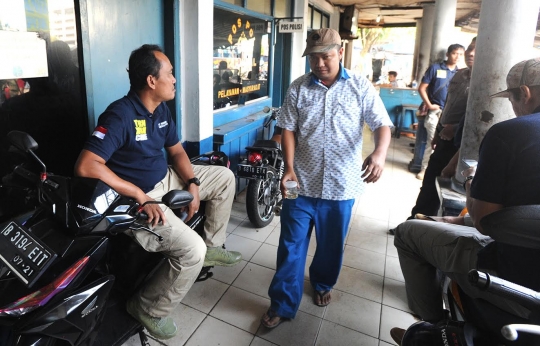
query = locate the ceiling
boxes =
[328,0,482,30]
[327,0,540,47]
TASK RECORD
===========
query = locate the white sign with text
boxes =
[278,21,304,33]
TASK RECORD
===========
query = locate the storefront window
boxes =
[220,0,243,6]
[312,11,322,30]
[274,0,291,17]
[246,0,271,16]
[0,0,86,176]
[322,16,329,28]
[307,5,330,30]
[213,7,270,110]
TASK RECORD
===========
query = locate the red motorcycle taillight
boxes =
[0,256,90,317]
[248,152,263,164]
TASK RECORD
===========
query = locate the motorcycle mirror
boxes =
[162,190,194,209]
[263,106,271,113]
[7,131,39,152]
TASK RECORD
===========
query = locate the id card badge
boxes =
[436,70,447,78]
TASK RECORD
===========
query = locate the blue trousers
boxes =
[268,195,354,318]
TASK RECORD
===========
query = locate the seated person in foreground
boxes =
[390,58,540,343]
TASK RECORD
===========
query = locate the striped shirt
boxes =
[277,66,392,200]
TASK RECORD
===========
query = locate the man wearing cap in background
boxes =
[261,28,392,329]
[390,58,540,345]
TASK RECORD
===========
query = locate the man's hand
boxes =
[462,166,476,191]
[439,124,455,141]
[281,170,299,197]
[441,162,457,178]
[431,134,438,150]
[428,104,441,111]
[186,184,201,221]
[361,151,386,183]
[139,195,167,227]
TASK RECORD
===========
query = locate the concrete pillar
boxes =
[415,3,435,82]
[343,40,353,69]
[456,0,540,181]
[290,0,308,80]
[430,0,458,63]
[411,18,422,83]
[178,0,214,153]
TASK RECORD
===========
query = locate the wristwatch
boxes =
[187,177,201,187]
[462,176,474,189]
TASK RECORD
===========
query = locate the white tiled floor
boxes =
[124,133,423,346]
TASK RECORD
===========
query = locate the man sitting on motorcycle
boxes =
[390,58,540,344]
[74,44,242,340]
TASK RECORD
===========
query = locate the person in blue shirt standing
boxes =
[416,44,464,180]
[261,28,393,329]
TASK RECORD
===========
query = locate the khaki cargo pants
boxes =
[126,164,235,317]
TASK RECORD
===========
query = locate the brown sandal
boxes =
[261,308,287,329]
[314,290,332,307]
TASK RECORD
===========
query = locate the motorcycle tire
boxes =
[246,179,275,228]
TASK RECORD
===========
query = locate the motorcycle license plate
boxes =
[237,164,267,179]
[0,222,56,287]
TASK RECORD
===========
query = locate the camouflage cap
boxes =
[302,28,342,57]
[491,58,540,98]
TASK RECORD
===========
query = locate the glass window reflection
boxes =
[0,0,86,177]
[274,0,290,17]
[213,8,270,110]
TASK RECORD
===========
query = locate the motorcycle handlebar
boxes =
[262,107,280,128]
[468,270,540,311]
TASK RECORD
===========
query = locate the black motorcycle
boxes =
[237,106,283,228]
[0,131,220,346]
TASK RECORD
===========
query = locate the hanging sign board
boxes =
[278,20,304,33]
[252,22,266,34]
[0,31,48,79]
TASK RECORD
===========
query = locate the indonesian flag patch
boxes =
[92,126,108,140]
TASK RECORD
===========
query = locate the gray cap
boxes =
[491,58,540,98]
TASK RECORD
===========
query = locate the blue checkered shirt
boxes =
[277,66,393,200]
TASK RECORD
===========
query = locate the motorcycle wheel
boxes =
[246,178,276,228]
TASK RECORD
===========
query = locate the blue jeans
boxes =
[268,195,354,318]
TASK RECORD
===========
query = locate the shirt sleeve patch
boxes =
[92,125,108,140]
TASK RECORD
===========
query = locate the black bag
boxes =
[417,102,429,116]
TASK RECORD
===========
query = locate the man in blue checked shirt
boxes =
[261,28,393,329]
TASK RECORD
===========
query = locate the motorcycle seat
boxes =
[246,140,280,151]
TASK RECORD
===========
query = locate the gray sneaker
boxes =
[126,298,177,340]
[204,246,242,267]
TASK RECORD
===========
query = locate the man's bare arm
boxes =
[74,149,166,226]
[464,180,503,233]
[362,126,390,183]
[167,143,200,220]
[280,129,298,195]
[418,82,440,111]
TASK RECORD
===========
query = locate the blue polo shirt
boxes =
[421,62,458,109]
[84,90,179,192]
